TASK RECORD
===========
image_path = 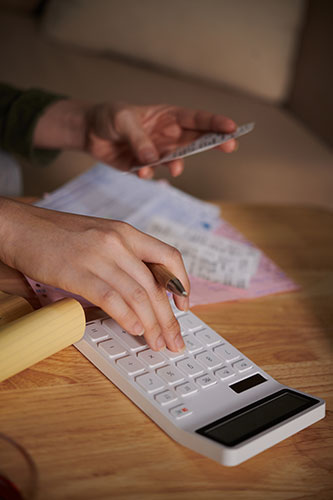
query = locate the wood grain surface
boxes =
[0,204,332,500]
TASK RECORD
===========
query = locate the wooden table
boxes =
[0,204,332,500]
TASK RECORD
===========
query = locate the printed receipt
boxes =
[146,217,261,288]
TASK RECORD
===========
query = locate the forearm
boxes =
[0,197,21,268]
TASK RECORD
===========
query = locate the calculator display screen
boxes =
[196,389,319,447]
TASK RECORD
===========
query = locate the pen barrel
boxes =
[146,263,187,296]
[146,263,172,289]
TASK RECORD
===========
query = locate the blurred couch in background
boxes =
[0,0,332,207]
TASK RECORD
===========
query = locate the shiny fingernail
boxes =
[175,334,185,352]
[133,322,145,336]
[156,335,166,350]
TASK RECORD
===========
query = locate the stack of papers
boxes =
[29,164,297,307]
[145,217,260,289]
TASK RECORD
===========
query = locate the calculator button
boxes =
[176,358,204,377]
[169,404,192,419]
[162,348,186,361]
[175,381,198,397]
[183,334,203,354]
[195,329,221,347]
[195,373,217,389]
[86,324,109,342]
[214,344,240,362]
[103,320,147,352]
[232,359,253,372]
[195,351,222,370]
[178,314,204,333]
[138,349,165,368]
[98,339,127,359]
[135,373,165,393]
[156,365,185,385]
[154,390,178,406]
[215,366,236,380]
[116,356,145,375]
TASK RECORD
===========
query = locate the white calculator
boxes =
[75,304,325,466]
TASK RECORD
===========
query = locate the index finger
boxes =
[130,229,190,311]
[176,108,236,134]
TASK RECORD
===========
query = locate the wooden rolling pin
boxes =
[0,297,85,382]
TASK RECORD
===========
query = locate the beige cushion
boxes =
[42,0,305,103]
[1,12,332,208]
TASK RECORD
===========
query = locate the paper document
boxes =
[28,163,298,308]
[36,164,220,231]
[146,217,260,288]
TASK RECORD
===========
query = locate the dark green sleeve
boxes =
[0,83,66,165]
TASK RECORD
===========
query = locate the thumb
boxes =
[117,109,159,165]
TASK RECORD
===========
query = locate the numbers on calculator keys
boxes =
[156,365,184,385]
[195,351,222,370]
[213,344,240,362]
[175,381,198,397]
[215,366,236,380]
[176,358,204,377]
[162,348,185,361]
[195,328,221,347]
[138,349,165,368]
[135,373,165,393]
[195,373,217,389]
[86,324,109,342]
[102,320,147,352]
[232,359,253,372]
[116,356,145,375]
[178,314,204,333]
[183,334,203,354]
[98,339,127,359]
[154,390,178,405]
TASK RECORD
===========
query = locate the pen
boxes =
[146,263,188,297]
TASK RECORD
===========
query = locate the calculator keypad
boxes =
[135,372,165,393]
[86,311,257,419]
[137,349,165,368]
[154,390,178,405]
[175,381,198,397]
[157,365,185,385]
[116,356,145,375]
[176,358,204,377]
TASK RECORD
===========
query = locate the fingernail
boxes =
[133,322,145,336]
[227,119,236,129]
[156,335,166,350]
[141,149,158,164]
[175,334,185,352]
[144,169,154,179]
[233,140,239,152]
[178,297,189,312]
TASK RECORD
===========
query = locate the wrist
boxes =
[32,99,91,151]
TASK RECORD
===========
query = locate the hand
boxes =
[86,102,237,178]
[0,198,189,352]
[33,100,237,178]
